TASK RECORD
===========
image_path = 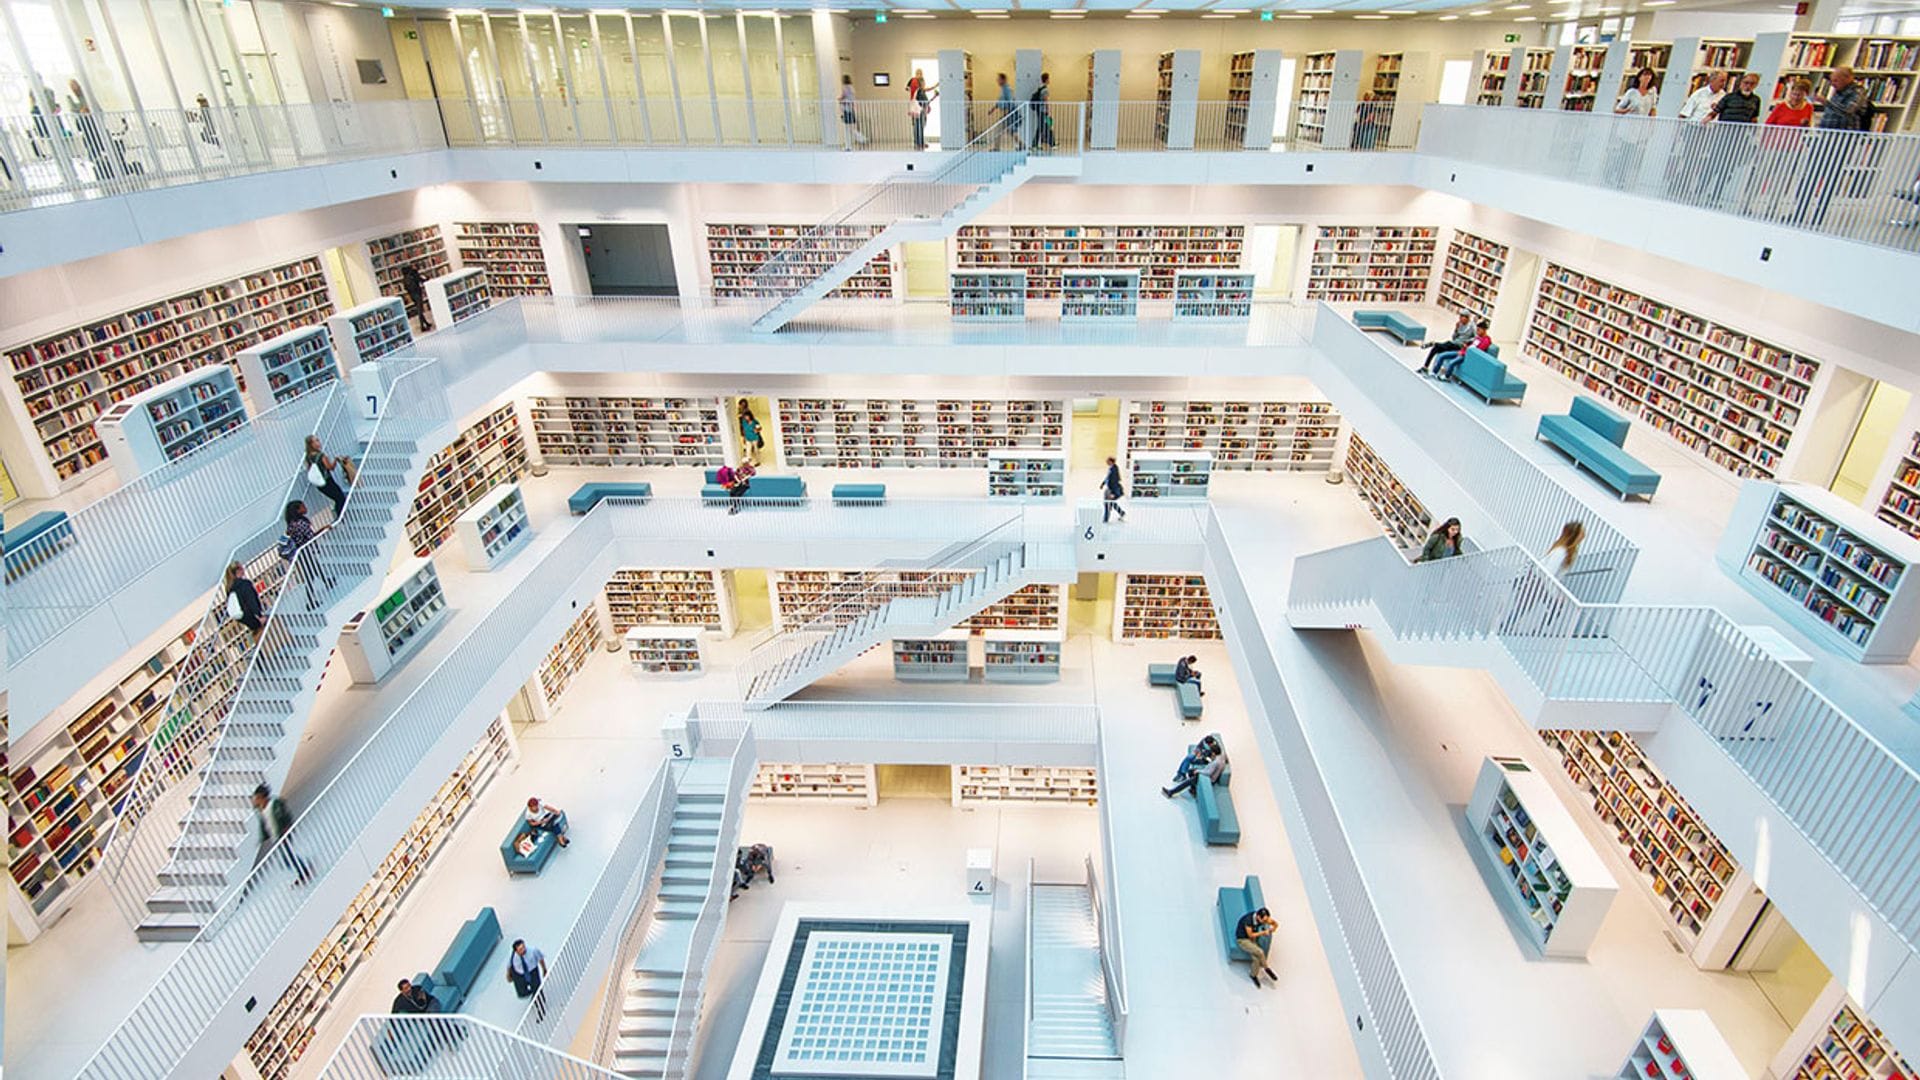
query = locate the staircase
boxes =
[111,362,449,941]
[736,537,1076,705]
[1028,882,1122,1065]
[750,111,1046,333]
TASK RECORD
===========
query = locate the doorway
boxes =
[877,764,951,800]
[575,223,679,296]
[1829,380,1910,503]
[910,54,941,146]
[1438,59,1473,105]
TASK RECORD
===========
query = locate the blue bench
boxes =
[2,511,73,582]
[412,906,501,1014]
[1216,875,1270,963]
[1453,346,1527,405]
[1196,768,1239,845]
[702,475,808,504]
[832,483,887,505]
[1147,663,1203,718]
[1147,663,1177,685]
[501,810,567,874]
[1538,396,1661,502]
[1354,309,1427,346]
[568,482,652,515]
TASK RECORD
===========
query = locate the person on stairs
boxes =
[252,782,313,887]
[279,500,335,610]
[1236,907,1280,987]
[303,434,356,519]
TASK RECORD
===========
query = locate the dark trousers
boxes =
[912,113,928,149]
[318,476,348,517]
[1103,495,1125,522]
[1166,772,1203,797]
[1421,341,1463,371]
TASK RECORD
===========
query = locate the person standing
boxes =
[507,939,549,1022]
[1794,65,1874,226]
[304,434,355,518]
[225,561,266,643]
[1101,456,1126,523]
[280,499,335,610]
[1751,77,1816,216]
[907,69,936,151]
[195,92,220,147]
[1676,69,1728,122]
[1417,518,1464,563]
[1028,72,1054,150]
[252,782,313,886]
[67,79,114,180]
[837,74,868,149]
[737,401,765,463]
[1699,72,1763,204]
[1235,907,1280,987]
[400,264,433,332]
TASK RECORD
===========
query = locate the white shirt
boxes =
[1614,88,1655,116]
[1678,86,1725,122]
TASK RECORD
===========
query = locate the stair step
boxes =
[147,884,222,913]
[135,911,206,942]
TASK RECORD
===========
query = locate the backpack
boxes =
[277,532,299,560]
[270,796,294,836]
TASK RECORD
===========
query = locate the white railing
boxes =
[1089,710,1132,1054]
[1421,103,1920,254]
[1022,857,1036,1075]
[699,698,1097,747]
[316,1013,629,1079]
[586,763,683,1065]
[1081,854,1128,1052]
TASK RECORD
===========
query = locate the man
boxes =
[1795,66,1874,226]
[1667,71,1728,196]
[1419,312,1475,374]
[1101,456,1126,523]
[1174,654,1203,696]
[1236,906,1280,987]
[1677,69,1728,123]
[1163,744,1227,799]
[1700,72,1764,203]
[392,978,435,1015]
[992,72,1022,148]
[507,939,549,1022]
[253,783,312,886]
[1029,72,1054,150]
[1165,734,1224,794]
[1433,321,1492,382]
[524,797,570,847]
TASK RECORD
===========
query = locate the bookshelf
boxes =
[366,225,450,325]
[753,762,877,805]
[454,482,531,572]
[953,224,1244,300]
[1524,262,1818,478]
[6,623,202,933]
[1875,429,1920,539]
[1689,40,1751,92]
[1371,52,1404,104]
[235,324,338,414]
[704,223,895,300]
[1466,755,1617,959]
[770,571,1061,632]
[1720,481,1920,661]
[1617,1011,1746,1080]
[1775,34,1920,131]
[326,297,412,369]
[1115,573,1220,640]
[425,268,489,329]
[537,605,603,711]
[986,450,1067,499]
[603,569,735,635]
[1346,433,1431,552]
[1296,51,1336,143]
[243,717,512,1080]
[1225,51,1282,147]
[454,222,551,297]
[4,254,330,486]
[1172,271,1254,322]
[982,629,1062,683]
[1059,269,1140,323]
[1085,49,1121,149]
[952,765,1097,806]
[1129,450,1212,500]
[1476,50,1513,106]
[1154,49,1200,148]
[1121,399,1341,472]
[338,556,448,685]
[949,271,1027,322]
[527,394,725,468]
[776,397,1066,469]
[1436,231,1509,321]
[625,625,703,677]
[1516,48,1554,109]
[404,402,529,557]
[1562,44,1609,112]
[1540,729,1764,965]
[96,365,246,483]
[1772,983,1917,1080]
[1626,42,1675,97]
[1306,226,1438,305]
[893,630,970,682]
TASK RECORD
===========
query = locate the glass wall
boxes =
[666,12,711,143]
[557,14,607,143]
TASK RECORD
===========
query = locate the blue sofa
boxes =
[501,811,567,874]
[1147,663,1203,719]
[1216,875,1271,963]
[411,907,501,1014]
[1537,396,1662,501]
[2,510,73,583]
[1353,309,1426,345]
[568,482,652,515]
[701,474,808,504]
[1197,768,1239,845]
[832,483,887,504]
[1452,346,1527,404]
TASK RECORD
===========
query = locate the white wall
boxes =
[1641,10,1797,40]
[293,2,407,104]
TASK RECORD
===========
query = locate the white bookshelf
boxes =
[1879,429,1920,539]
[1059,268,1140,323]
[953,224,1243,300]
[235,324,338,413]
[1306,225,1438,305]
[705,223,895,300]
[1225,50,1283,148]
[1346,433,1432,552]
[1516,47,1555,108]
[949,271,1027,322]
[455,222,552,297]
[1122,399,1340,472]
[405,403,529,557]
[625,625,704,677]
[893,630,971,682]
[1617,1011,1746,1080]
[753,762,877,805]
[1771,981,1917,1080]
[1560,43,1609,111]
[602,569,736,636]
[987,450,1067,499]
[366,224,450,326]
[1295,51,1336,144]
[1115,573,1221,640]
[96,365,247,483]
[776,397,1066,469]
[536,605,603,713]
[771,571,1061,632]
[327,297,413,369]
[982,629,1062,683]
[952,765,1098,806]
[1437,231,1509,321]
[528,395,725,468]
[1775,34,1920,133]
[338,556,448,685]
[1466,755,1617,959]
[1172,271,1254,321]
[454,482,531,572]
[1154,49,1200,148]
[1526,262,1818,479]
[1719,481,1920,662]
[1475,49,1513,106]
[1129,450,1212,500]
[425,267,489,329]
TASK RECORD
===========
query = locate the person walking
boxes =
[737,401,765,464]
[507,939,549,1022]
[1028,72,1055,151]
[252,782,313,887]
[304,434,355,518]
[1100,456,1127,523]
[992,72,1022,148]
[67,79,114,180]
[1235,907,1280,987]
[1417,518,1464,562]
[280,500,336,610]
[907,69,936,151]
[224,561,266,643]
[837,74,868,149]
[1501,520,1585,634]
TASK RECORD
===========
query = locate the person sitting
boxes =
[1166,735,1224,789]
[1163,744,1228,798]
[731,843,774,898]
[1418,312,1475,373]
[1236,907,1280,987]
[392,978,436,1014]
[1431,320,1492,382]
[1173,654,1204,697]
[715,461,756,515]
[524,797,570,848]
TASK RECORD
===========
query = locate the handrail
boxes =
[1022,857,1036,1076]
[1089,715,1130,1050]
[1081,854,1128,1052]
[315,1013,630,1079]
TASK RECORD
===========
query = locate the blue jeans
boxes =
[1434,350,1467,380]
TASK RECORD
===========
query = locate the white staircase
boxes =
[737,539,1075,705]
[1028,883,1122,1064]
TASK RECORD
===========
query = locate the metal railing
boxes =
[317,1013,629,1080]
[1081,853,1128,1053]
[1421,103,1920,253]
[1089,710,1131,1053]
[585,763,682,1064]
[691,698,1098,749]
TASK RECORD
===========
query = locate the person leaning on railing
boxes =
[1606,69,1661,186]
[1749,78,1815,217]
[1697,73,1764,205]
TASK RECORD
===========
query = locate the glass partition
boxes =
[557,13,608,143]
[665,12,711,143]
[632,13,677,142]
[415,17,477,144]
[742,13,786,144]
[783,13,819,145]
[487,13,540,140]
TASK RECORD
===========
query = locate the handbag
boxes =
[225,591,244,620]
[307,462,327,486]
[908,102,924,119]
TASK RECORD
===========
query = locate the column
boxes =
[1086,48,1120,149]
[1658,37,1703,118]
[1243,49,1284,149]
[1502,44,1527,107]
[936,48,970,148]
[1318,49,1363,150]
[1158,48,1199,149]
[1544,44,1573,110]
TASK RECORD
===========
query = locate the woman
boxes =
[400,265,432,332]
[1547,520,1585,576]
[1417,518,1464,563]
[280,500,335,610]
[1767,76,1815,128]
[737,401,765,463]
[1614,68,1659,117]
[907,68,937,151]
[715,460,755,515]
[1606,68,1660,185]
[224,561,265,643]
[838,74,867,149]
[303,434,355,518]
[1500,521,1586,635]
[1753,77,1815,217]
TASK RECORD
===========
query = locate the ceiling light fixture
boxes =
[1643,0,1675,5]
[974,9,1010,15]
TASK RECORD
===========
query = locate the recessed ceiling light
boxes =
[1049,9,1085,15]
[974,10,1010,16]
[1643,0,1675,5]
